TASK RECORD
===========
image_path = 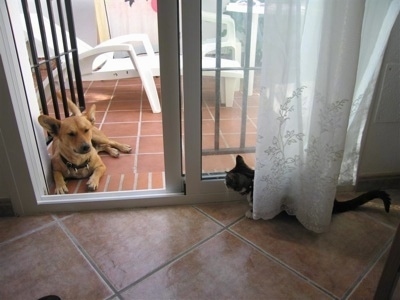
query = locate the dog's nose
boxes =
[80,143,91,153]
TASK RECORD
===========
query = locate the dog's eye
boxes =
[68,132,76,137]
[84,129,89,133]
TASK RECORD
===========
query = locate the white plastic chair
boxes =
[25,13,161,113]
[27,13,242,111]
[202,11,242,64]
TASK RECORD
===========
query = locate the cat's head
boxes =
[227,155,254,178]
[225,155,254,195]
[225,172,252,194]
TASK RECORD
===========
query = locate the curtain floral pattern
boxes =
[253,0,400,232]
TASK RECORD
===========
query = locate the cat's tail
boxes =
[332,190,391,214]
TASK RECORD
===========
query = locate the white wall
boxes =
[71,0,97,46]
[24,0,97,46]
[358,13,400,178]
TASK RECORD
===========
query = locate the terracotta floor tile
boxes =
[138,98,153,110]
[122,231,330,299]
[140,121,163,136]
[202,134,228,149]
[84,91,113,102]
[223,132,257,148]
[120,172,136,190]
[62,207,222,290]
[0,224,112,299]
[99,123,138,137]
[202,119,215,134]
[0,215,54,243]
[202,107,213,120]
[217,106,243,120]
[138,136,164,153]
[84,101,108,114]
[136,154,165,173]
[100,154,135,175]
[104,111,141,123]
[102,174,122,192]
[109,100,142,111]
[219,119,257,134]
[231,212,395,298]
[141,110,163,121]
[135,172,150,189]
[202,154,237,173]
[194,201,249,226]
[88,80,118,88]
[151,172,165,189]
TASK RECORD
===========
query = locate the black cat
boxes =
[225,155,391,217]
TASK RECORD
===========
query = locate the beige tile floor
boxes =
[1,189,399,299]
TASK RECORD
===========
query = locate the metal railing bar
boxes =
[21,1,49,116]
[239,0,254,149]
[213,0,223,152]
[46,0,69,117]
[202,146,255,156]
[56,0,78,107]
[34,0,60,119]
[202,66,261,72]
[65,0,85,111]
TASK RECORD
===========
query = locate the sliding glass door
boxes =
[183,0,259,195]
[0,0,249,215]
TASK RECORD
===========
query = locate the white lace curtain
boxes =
[253,0,400,232]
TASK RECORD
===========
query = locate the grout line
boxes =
[342,236,394,299]
[359,209,399,230]
[192,203,246,228]
[0,220,58,247]
[117,228,226,296]
[228,229,339,299]
[104,175,111,192]
[148,172,152,189]
[133,173,138,190]
[98,80,118,130]
[162,171,166,190]
[119,174,125,191]
[73,179,82,194]
[55,218,120,297]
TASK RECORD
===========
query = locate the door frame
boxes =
[0,0,242,216]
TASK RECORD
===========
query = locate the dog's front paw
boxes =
[245,209,253,219]
[109,148,120,158]
[86,177,99,191]
[54,185,68,194]
[121,144,132,153]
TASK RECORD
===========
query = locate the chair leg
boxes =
[222,77,238,107]
[140,68,161,113]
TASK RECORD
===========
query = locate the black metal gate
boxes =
[21,0,85,120]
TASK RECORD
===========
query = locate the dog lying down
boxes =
[38,94,132,194]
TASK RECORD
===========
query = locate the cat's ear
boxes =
[236,155,244,165]
[236,155,246,165]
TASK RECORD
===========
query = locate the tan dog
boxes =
[38,95,132,194]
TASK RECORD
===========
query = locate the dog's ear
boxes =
[86,104,96,124]
[66,99,81,116]
[38,115,61,137]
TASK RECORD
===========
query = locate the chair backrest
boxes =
[202,11,237,45]
[22,13,92,58]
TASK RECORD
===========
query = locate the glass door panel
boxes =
[200,0,262,178]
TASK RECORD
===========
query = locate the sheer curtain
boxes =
[253,0,400,232]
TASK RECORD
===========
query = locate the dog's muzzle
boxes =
[77,143,91,154]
